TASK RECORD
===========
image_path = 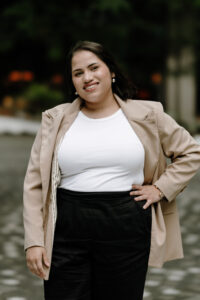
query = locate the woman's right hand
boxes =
[26,246,50,279]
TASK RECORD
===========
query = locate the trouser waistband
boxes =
[57,188,132,201]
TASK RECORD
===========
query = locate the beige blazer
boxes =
[23,94,200,280]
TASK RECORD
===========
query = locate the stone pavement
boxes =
[0,135,199,300]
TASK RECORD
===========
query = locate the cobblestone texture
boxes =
[0,135,199,300]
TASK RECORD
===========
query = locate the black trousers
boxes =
[44,188,152,300]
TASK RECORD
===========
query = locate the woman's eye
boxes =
[74,72,82,77]
[91,66,98,71]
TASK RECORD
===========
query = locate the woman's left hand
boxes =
[130,184,162,209]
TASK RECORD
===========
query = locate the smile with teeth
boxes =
[84,83,98,91]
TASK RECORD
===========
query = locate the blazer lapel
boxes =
[114,95,160,184]
[40,111,64,201]
[40,98,82,202]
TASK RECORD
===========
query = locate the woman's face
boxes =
[71,50,115,103]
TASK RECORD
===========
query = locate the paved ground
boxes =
[0,135,200,300]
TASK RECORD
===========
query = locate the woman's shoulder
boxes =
[127,99,164,111]
[43,102,72,118]
[125,99,164,117]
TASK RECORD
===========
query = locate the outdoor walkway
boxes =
[0,116,40,135]
[0,135,199,300]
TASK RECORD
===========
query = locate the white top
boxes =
[58,108,145,191]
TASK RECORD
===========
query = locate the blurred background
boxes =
[0,0,200,299]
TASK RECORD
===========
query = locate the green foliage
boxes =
[1,1,34,48]
[48,46,63,61]
[22,83,64,114]
[95,0,130,13]
[1,0,200,101]
[194,0,200,6]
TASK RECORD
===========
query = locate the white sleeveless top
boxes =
[58,108,145,191]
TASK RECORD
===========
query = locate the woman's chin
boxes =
[80,93,101,103]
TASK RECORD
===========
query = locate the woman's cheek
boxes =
[73,79,81,92]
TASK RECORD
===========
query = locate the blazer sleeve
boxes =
[153,104,200,202]
[23,125,45,250]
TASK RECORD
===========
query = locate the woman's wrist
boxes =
[153,184,164,200]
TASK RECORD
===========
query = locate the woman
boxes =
[23,41,200,300]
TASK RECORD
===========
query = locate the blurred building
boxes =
[165,4,200,133]
[166,47,198,132]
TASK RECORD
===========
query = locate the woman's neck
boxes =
[80,94,120,119]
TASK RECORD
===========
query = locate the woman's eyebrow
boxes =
[72,62,98,73]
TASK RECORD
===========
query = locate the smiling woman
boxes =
[71,50,116,116]
[23,40,200,300]
[66,40,137,103]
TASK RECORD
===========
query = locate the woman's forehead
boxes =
[71,50,101,71]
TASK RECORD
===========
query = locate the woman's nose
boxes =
[83,71,93,82]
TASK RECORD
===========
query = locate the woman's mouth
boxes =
[84,83,99,92]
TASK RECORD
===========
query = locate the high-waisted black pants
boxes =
[44,188,152,300]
